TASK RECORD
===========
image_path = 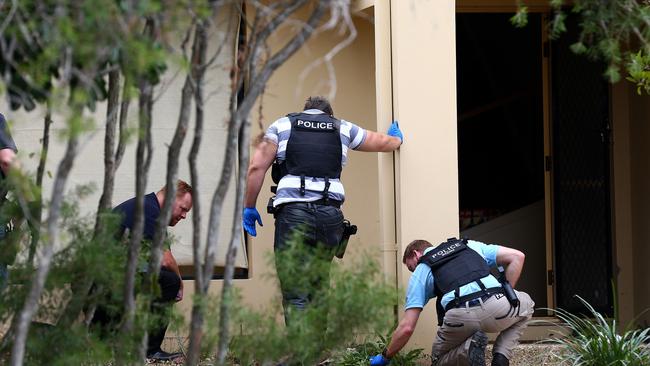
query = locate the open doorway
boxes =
[455,13,547,312]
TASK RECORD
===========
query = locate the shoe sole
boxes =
[468,331,488,366]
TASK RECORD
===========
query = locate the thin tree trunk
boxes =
[58,68,123,328]
[10,122,79,366]
[96,68,122,226]
[120,20,157,360]
[84,74,131,326]
[214,117,249,365]
[185,18,209,366]
[143,48,195,295]
[26,110,52,265]
[114,77,131,170]
[210,2,329,363]
[120,78,154,340]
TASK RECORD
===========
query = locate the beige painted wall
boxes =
[188,8,384,319]
[1,6,245,268]
[391,0,459,352]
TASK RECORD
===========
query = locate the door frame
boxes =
[455,3,557,317]
[541,12,555,315]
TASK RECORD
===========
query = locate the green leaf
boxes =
[510,6,529,28]
[570,42,588,55]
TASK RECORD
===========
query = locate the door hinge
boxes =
[547,269,554,286]
[545,155,552,172]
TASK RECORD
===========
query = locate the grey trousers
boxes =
[432,290,535,366]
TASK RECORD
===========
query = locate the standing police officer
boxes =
[0,113,18,291]
[242,96,403,324]
[370,238,535,366]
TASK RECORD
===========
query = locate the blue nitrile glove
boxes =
[369,354,390,366]
[242,207,262,236]
[387,121,403,143]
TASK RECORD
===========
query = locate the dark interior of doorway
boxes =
[456,13,546,311]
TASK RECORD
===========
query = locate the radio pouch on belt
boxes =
[335,220,357,259]
[266,196,276,215]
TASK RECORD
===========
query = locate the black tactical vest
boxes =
[419,238,491,296]
[418,238,493,325]
[272,113,343,196]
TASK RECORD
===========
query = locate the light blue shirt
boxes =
[404,240,501,310]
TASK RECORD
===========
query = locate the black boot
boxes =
[468,331,488,366]
[491,352,509,366]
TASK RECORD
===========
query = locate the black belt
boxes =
[284,199,342,209]
[445,286,503,311]
[453,293,494,309]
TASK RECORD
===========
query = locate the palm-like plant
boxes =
[543,295,650,366]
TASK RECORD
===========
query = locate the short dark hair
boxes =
[402,239,434,263]
[304,96,333,115]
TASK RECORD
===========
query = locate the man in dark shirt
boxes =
[104,180,192,361]
[0,113,18,290]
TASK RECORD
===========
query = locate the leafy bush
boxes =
[541,295,650,366]
[228,239,399,365]
[0,190,163,364]
[333,334,426,366]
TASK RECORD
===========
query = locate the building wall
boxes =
[179,8,384,320]
[2,8,243,269]
[461,201,547,309]
[391,0,459,351]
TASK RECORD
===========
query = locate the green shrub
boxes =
[333,334,426,366]
[228,239,398,365]
[542,295,650,366]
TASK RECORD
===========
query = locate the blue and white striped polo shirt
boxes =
[264,109,367,206]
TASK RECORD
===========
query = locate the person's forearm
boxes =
[505,256,524,287]
[162,250,181,277]
[244,166,266,207]
[370,134,401,152]
[358,131,402,152]
[381,135,402,152]
[385,319,415,358]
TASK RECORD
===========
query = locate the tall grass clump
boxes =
[543,295,650,366]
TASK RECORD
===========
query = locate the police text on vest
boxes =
[296,120,334,130]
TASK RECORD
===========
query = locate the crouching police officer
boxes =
[370,238,535,366]
[242,96,403,325]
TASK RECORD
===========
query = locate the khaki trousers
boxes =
[431,290,535,366]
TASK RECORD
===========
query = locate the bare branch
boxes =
[114,76,131,169]
[0,0,17,37]
[186,18,210,365]
[120,78,154,339]
[96,69,121,218]
[297,1,357,100]
[11,123,79,366]
[209,2,330,363]
[26,110,52,264]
